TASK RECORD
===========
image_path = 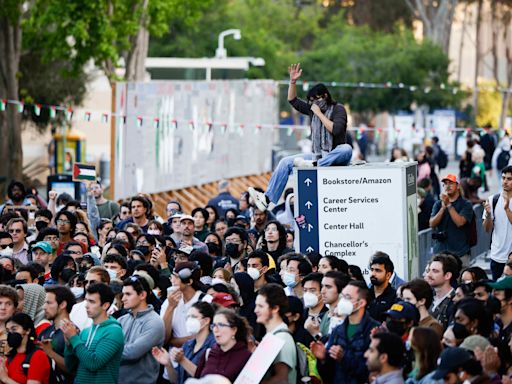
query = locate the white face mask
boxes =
[303,292,319,309]
[336,298,354,316]
[70,287,84,299]
[185,317,201,335]
[0,248,13,257]
[211,278,226,286]
[247,267,261,281]
[106,268,117,281]
[147,229,160,235]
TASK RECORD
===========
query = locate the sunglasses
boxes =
[0,244,14,249]
[8,229,23,234]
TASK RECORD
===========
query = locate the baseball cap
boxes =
[441,174,458,184]
[431,347,472,380]
[212,292,237,307]
[31,241,52,254]
[460,335,490,353]
[487,275,512,290]
[235,215,249,224]
[385,301,420,322]
[180,214,194,223]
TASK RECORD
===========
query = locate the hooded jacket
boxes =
[118,305,165,384]
[19,283,46,325]
[65,317,124,384]
[276,193,295,228]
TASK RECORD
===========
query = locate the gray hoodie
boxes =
[118,305,165,384]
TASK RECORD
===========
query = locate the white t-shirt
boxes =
[70,300,117,330]
[484,194,512,263]
[159,290,212,338]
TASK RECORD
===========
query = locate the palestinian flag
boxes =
[73,163,96,181]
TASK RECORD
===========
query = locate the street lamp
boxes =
[215,29,241,59]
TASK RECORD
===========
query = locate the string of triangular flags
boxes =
[0,98,500,138]
[277,80,512,94]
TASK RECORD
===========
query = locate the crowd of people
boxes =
[0,173,510,384]
[0,67,511,384]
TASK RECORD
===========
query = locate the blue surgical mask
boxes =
[283,271,298,288]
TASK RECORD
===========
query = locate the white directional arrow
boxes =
[306,246,314,252]
[304,178,312,186]
[307,223,314,232]
[305,201,313,209]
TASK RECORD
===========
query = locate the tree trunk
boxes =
[0,9,23,197]
[498,19,512,132]
[404,0,458,54]
[125,0,149,82]
[457,2,469,83]
[472,0,483,127]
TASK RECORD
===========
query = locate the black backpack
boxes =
[497,150,510,170]
[437,149,448,169]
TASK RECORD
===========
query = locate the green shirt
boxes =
[346,322,360,340]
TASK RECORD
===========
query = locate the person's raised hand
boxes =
[49,190,58,201]
[310,103,321,116]
[288,63,302,83]
[304,316,320,336]
[167,289,182,310]
[152,346,171,366]
[310,341,326,360]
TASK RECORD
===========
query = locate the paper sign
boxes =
[234,333,285,384]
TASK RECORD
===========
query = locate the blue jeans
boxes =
[266,144,353,204]
[490,259,505,281]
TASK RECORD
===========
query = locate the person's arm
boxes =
[311,104,333,133]
[331,104,348,138]
[47,191,58,225]
[162,290,182,345]
[122,318,165,362]
[287,63,301,101]
[178,356,198,377]
[445,205,468,227]
[86,190,100,241]
[68,329,124,371]
[39,339,69,373]
[429,201,444,228]
[483,199,493,232]
[261,362,290,384]
[170,335,194,348]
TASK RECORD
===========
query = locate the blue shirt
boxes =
[177,332,216,384]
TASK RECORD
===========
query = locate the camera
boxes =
[432,231,447,242]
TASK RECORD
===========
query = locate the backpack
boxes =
[467,211,478,247]
[437,149,448,169]
[274,329,313,384]
[497,150,511,171]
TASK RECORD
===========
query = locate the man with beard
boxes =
[89,181,119,220]
[0,181,32,216]
[175,215,207,254]
[39,285,76,383]
[367,253,397,323]
[117,196,150,233]
[430,174,473,267]
[364,332,405,384]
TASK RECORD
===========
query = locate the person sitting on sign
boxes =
[249,63,352,212]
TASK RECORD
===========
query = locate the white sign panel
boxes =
[296,163,418,280]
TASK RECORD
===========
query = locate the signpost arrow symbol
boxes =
[304,178,312,186]
[305,201,313,209]
[306,246,314,252]
[307,223,314,232]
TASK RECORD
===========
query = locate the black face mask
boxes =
[135,246,150,256]
[226,218,235,227]
[206,242,221,256]
[225,243,240,259]
[60,268,76,283]
[7,332,23,349]
[35,221,49,231]
[386,319,406,336]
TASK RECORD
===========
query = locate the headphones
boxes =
[176,262,200,281]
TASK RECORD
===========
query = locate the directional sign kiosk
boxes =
[295,162,418,280]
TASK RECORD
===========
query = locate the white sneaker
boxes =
[293,157,315,168]
[248,187,269,211]
[350,159,367,166]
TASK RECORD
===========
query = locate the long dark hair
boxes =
[307,83,335,105]
[411,327,441,379]
[260,220,287,252]
[6,313,37,358]
[215,308,251,344]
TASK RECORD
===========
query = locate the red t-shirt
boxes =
[6,350,50,384]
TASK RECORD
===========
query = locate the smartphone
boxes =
[80,202,88,211]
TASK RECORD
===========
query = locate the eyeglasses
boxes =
[8,229,22,234]
[210,322,233,330]
[44,237,59,242]
[136,242,149,246]
[57,220,70,225]
[0,244,14,249]
[67,250,82,255]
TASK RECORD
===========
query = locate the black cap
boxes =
[431,347,472,380]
